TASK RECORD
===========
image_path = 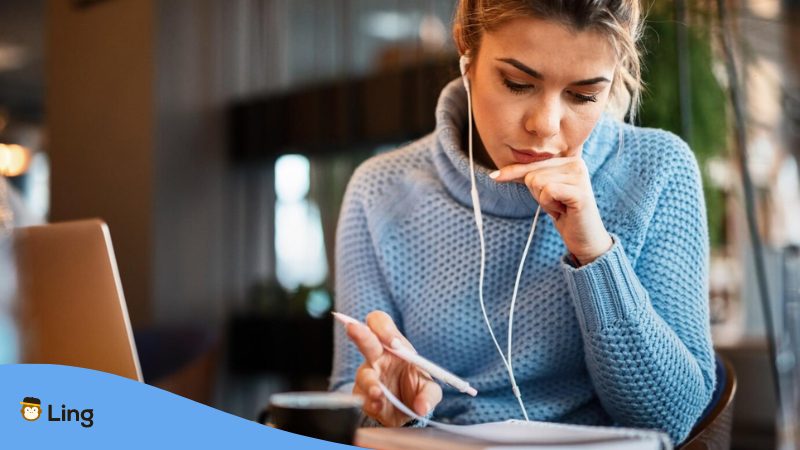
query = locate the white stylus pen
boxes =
[332,311,478,397]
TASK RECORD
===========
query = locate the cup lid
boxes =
[269,391,364,409]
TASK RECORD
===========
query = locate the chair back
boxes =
[679,354,737,450]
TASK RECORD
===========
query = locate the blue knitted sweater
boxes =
[329,78,716,444]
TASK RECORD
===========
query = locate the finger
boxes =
[522,171,580,209]
[413,380,442,416]
[538,182,581,218]
[497,156,586,183]
[355,383,384,418]
[353,368,385,417]
[522,170,578,197]
[363,396,384,418]
[355,365,383,400]
[365,311,416,352]
[346,321,385,367]
[541,182,584,205]
[491,156,581,182]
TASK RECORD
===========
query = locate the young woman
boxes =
[329,0,715,444]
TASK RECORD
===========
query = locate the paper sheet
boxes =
[377,381,671,449]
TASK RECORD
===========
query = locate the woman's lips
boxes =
[509,146,556,164]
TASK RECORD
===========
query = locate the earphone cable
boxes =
[462,56,531,421]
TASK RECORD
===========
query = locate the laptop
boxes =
[12,219,143,382]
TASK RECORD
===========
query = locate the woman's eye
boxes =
[502,78,531,95]
[570,91,598,104]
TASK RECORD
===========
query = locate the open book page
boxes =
[433,420,668,446]
[356,427,665,450]
[376,381,672,449]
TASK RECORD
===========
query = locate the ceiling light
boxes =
[0,144,32,177]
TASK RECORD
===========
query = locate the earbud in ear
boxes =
[459,54,470,76]
[459,54,471,90]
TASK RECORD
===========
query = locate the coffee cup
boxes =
[259,391,364,444]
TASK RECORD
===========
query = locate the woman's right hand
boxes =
[346,311,442,427]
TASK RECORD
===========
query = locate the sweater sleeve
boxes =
[329,174,399,393]
[328,174,435,429]
[559,148,716,444]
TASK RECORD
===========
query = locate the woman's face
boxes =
[467,15,618,169]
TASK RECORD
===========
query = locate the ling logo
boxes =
[20,397,42,421]
[19,396,94,428]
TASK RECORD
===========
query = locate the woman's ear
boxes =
[459,54,471,76]
[459,55,472,91]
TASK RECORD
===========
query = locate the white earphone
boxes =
[459,53,541,421]
[459,54,471,89]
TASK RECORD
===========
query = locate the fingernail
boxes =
[489,170,500,179]
[424,402,432,415]
[390,338,403,349]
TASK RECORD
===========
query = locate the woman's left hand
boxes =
[491,156,612,265]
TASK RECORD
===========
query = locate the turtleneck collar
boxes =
[431,77,618,219]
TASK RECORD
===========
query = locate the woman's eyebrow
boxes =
[496,57,544,79]
[496,57,610,85]
[571,77,610,86]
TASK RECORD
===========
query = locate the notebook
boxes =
[355,419,669,450]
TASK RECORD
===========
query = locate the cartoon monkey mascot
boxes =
[21,397,42,421]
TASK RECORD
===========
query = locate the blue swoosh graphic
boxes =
[1,364,359,449]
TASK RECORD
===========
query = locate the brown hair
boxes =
[453,0,644,121]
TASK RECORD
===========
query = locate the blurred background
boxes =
[0,1,797,448]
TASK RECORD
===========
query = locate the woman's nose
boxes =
[524,97,560,139]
